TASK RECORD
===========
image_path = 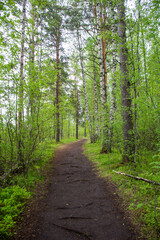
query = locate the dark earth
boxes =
[13,139,141,240]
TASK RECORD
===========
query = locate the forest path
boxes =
[14,139,138,240]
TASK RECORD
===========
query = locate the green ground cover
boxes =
[84,141,160,240]
[0,138,77,239]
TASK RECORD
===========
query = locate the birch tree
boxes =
[106,5,117,153]
[18,0,27,171]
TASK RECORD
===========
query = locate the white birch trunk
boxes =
[18,0,27,170]
[96,2,109,152]
[107,8,117,152]
[96,2,106,109]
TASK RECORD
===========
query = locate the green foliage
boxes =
[0,139,57,239]
[0,186,30,239]
[85,142,160,239]
[0,0,160,238]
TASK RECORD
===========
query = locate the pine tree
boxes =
[118,0,135,162]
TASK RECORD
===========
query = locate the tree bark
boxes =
[96,2,109,152]
[93,51,99,140]
[107,7,117,153]
[84,117,87,138]
[18,0,27,171]
[30,2,36,117]
[68,116,70,139]
[118,0,135,162]
[61,115,63,140]
[75,80,79,139]
[96,3,106,108]
[56,29,60,143]
[134,0,141,162]
[77,28,92,141]
[101,6,107,102]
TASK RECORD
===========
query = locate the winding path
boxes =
[15,139,138,240]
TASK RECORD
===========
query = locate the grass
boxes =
[84,141,160,240]
[60,137,78,144]
[2,137,159,239]
[0,138,78,239]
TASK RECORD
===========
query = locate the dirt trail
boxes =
[14,139,139,240]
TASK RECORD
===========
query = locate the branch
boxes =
[0,164,19,184]
[113,171,160,186]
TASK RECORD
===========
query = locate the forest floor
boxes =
[13,139,142,240]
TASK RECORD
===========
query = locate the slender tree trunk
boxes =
[84,117,87,138]
[101,6,107,102]
[118,0,135,162]
[68,116,70,139]
[61,115,63,140]
[75,80,79,139]
[30,2,35,117]
[93,51,99,140]
[134,0,141,162]
[96,6,105,108]
[18,0,27,171]
[56,29,60,143]
[107,8,117,153]
[92,5,99,142]
[101,5,109,152]
[96,2,109,152]
[141,22,148,97]
[0,107,2,161]
[77,28,92,141]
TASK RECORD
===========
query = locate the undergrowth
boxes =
[0,138,78,239]
[0,186,30,239]
[0,139,62,239]
[84,142,160,240]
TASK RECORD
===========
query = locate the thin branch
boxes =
[113,171,160,186]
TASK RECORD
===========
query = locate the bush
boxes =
[0,185,30,239]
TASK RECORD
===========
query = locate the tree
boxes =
[118,0,135,162]
[77,27,93,141]
[18,0,27,171]
[43,1,63,142]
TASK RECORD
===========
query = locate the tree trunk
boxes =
[0,110,2,162]
[134,0,141,162]
[84,117,87,138]
[68,116,70,139]
[93,51,99,140]
[30,2,35,117]
[61,115,63,140]
[118,0,135,162]
[96,2,109,152]
[107,7,117,153]
[92,4,99,142]
[101,6,107,102]
[77,28,92,141]
[75,80,79,139]
[96,4,106,109]
[18,0,27,171]
[56,29,60,143]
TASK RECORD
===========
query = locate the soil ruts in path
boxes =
[15,139,139,240]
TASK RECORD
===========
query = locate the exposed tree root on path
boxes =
[13,140,141,240]
[52,223,93,240]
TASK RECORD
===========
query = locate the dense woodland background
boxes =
[0,0,160,239]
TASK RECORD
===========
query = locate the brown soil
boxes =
[13,139,142,240]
